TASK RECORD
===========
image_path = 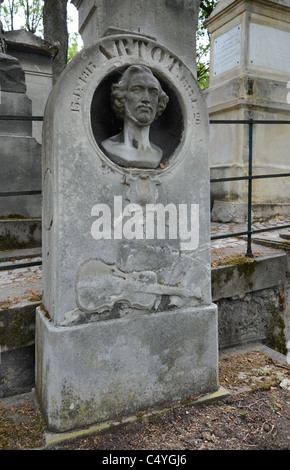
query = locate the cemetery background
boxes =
[0,0,290,450]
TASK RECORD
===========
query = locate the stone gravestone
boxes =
[0,19,41,218]
[5,29,56,144]
[36,12,218,432]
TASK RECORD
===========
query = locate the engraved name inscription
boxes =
[99,39,184,77]
[71,62,97,111]
[71,37,200,124]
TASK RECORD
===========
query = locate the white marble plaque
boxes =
[213,24,242,77]
[249,23,290,74]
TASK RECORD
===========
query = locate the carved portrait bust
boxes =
[101,65,169,169]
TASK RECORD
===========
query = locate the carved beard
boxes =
[124,102,156,127]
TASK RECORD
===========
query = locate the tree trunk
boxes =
[43,0,68,84]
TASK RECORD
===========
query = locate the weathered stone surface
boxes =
[0,91,32,136]
[5,29,56,53]
[0,346,35,398]
[36,304,218,432]
[41,34,212,326]
[72,0,200,75]
[217,288,285,350]
[5,29,55,143]
[0,41,42,218]
[205,0,290,221]
[37,28,217,431]
[212,253,287,301]
[0,136,41,217]
[0,219,41,249]
[0,303,37,351]
[0,301,38,398]
[100,65,170,169]
[0,53,26,93]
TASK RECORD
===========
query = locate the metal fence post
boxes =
[246,119,254,257]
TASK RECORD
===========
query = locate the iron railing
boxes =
[210,119,290,257]
[0,116,290,271]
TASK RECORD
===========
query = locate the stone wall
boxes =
[0,302,39,398]
[217,288,287,352]
[212,252,288,353]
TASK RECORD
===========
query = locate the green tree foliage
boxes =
[0,0,43,33]
[20,0,43,33]
[0,0,20,30]
[67,31,81,63]
[0,0,78,66]
[197,0,219,89]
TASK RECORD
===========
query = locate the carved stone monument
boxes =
[0,18,41,218]
[5,29,56,143]
[71,0,200,75]
[101,65,169,168]
[36,2,219,433]
[205,0,290,222]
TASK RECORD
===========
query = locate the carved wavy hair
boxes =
[111,65,169,121]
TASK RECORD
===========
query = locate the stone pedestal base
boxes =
[36,304,218,432]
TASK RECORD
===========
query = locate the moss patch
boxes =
[0,234,27,251]
[0,214,27,220]
[212,253,257,269]
[0,233,40,251]
[27,291,42,303]
[264,305,287,355]
[0,306,36,349]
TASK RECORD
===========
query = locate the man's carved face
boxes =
[124,71,160,126]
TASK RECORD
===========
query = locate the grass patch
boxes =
[212,253,257,268]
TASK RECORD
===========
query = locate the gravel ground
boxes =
[1,346,289,452]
